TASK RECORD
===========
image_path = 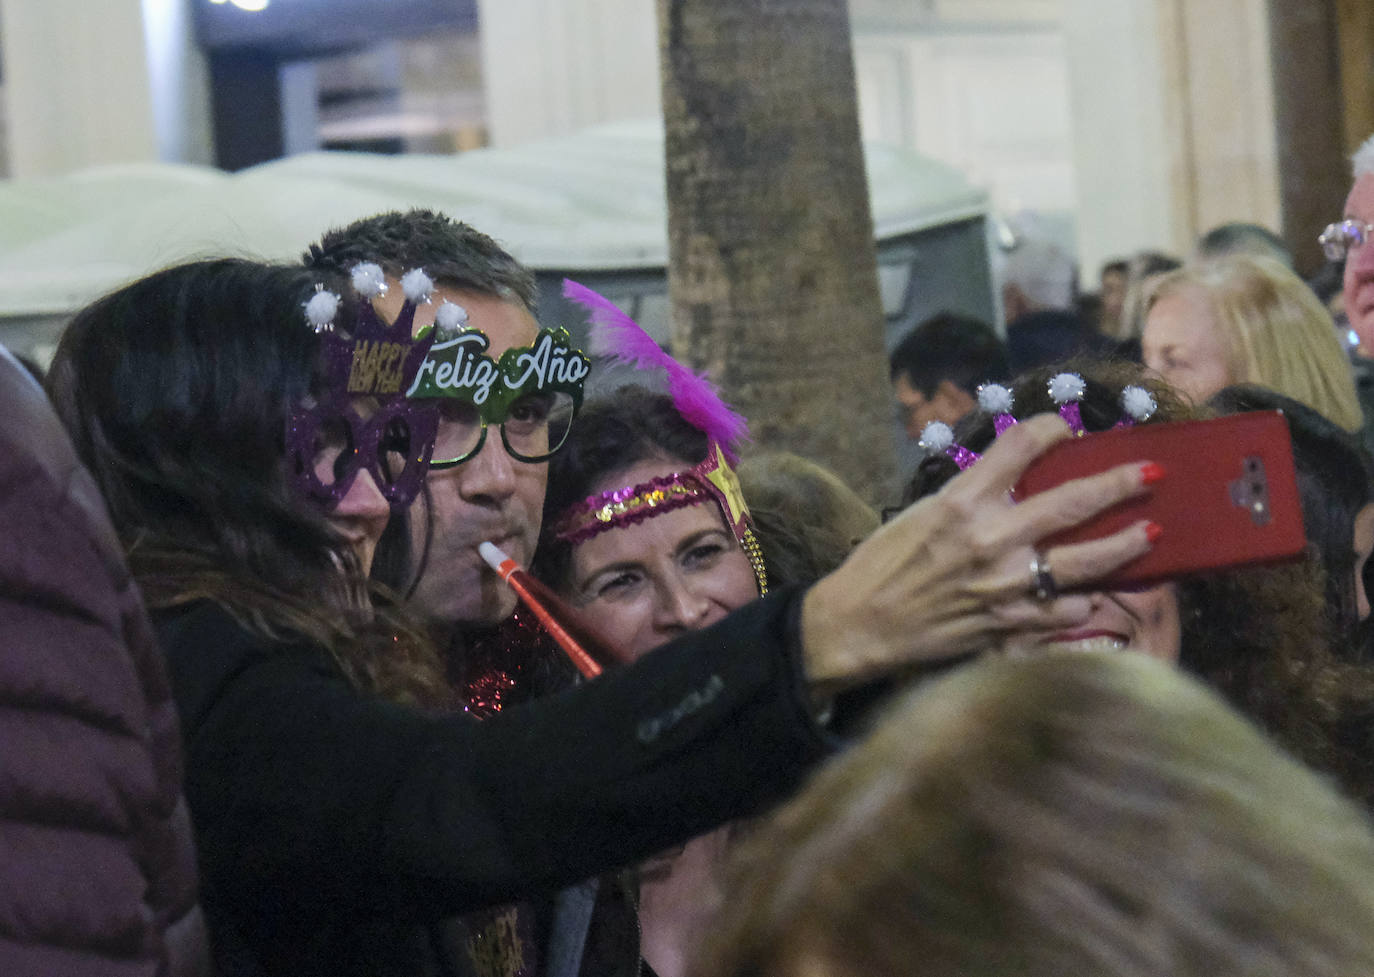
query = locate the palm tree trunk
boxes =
[657,0,894,501]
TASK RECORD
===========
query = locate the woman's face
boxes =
[1000,583,1181,662]
[326,472,390,576]
[307,398,392,575]
[567,459,760,660]
[1142,286,1233,405]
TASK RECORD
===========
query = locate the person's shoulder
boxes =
[154,600,334,673]
[153,600,339,733]
[155,600,263,651]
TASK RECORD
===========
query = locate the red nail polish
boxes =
[1145,521,1163,543]
[1140,462,1166,485]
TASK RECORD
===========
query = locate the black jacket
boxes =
[157,586,830,977]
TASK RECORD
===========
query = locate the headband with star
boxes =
[551,281,768,595]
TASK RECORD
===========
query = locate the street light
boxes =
[209,0,270,12]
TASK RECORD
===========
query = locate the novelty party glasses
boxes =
[429,389,577,468]
[288,399,439,509]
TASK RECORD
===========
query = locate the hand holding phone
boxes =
[1012,411,1306,588]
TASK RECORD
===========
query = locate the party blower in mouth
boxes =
[479,541,630,679]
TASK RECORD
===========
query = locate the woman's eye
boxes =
[593,571,640,599]
[684,541,727,568]
[310,417,354,484]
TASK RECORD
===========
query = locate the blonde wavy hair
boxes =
[1146,254,1362,430]
[697,653,1374,977]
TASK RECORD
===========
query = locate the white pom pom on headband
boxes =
[1121,385,1158,423]
[303,288,341,333]
[917,421,954,454]
[977,382,1017,436]
[350,262,388,298]
[435,300,469,335]
[401,268,435,304]
[920,373,1158,471]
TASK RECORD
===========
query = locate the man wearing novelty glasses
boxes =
[306,213,560,638]
[303,211,631,977]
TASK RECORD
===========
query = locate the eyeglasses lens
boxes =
[504,391,575,462]
[429,392,576,466]
[1321,220,1370,262]
[378,416,415,486]
[433,401,484,465]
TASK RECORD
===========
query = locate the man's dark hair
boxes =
[1196,222,1292,267]
[305,210,539,601]
[303,208,539,312]
[888,312,1010,398]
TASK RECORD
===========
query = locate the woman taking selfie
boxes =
[47,259,1162,977]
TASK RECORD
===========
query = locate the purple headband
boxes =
[918,373,1158,471]
[556,282,767,593]
[552,441,769,595]
[553,472,712,545]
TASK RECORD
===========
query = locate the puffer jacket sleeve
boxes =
[0,349,210,977]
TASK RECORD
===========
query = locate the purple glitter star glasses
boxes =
[286,263,446,512]
[287,399,439,510]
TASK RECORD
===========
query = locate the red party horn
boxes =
[479,541,630,678]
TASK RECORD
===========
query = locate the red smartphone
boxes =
[1011,411,1306,588]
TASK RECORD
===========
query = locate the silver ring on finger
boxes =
[1029,551,1058,602]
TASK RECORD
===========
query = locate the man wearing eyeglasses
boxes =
[306,212,552,632]
[304,212,625,974]
[1323,134,1374,353]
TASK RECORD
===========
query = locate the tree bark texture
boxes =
[1266,0,1348,277]
[657,0,894,502]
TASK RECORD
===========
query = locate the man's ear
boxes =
[935,380,976,423]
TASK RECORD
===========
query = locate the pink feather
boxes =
[562,279,750,457]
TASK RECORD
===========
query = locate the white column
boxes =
[142,0,215,167]
[0,0,212,177]
[476,0,660,148]
[1063,0,1181,275]
[1171,0,1280,237]
[280,61,321,157]
[1064,0,1280,278]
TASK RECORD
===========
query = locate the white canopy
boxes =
[0,120,987,318]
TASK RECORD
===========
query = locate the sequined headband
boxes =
[918,372,1159,471]
[553,473,711,544]
[557,281,768,594]
[553,440,769,595]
